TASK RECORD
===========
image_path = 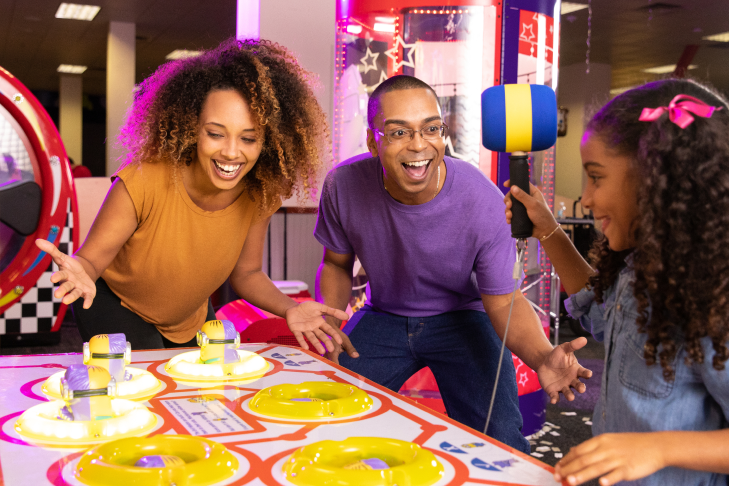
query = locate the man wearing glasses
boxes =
[314,75,590,452]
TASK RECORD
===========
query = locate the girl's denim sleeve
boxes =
[698,337,729,424]
[564,288,606,342]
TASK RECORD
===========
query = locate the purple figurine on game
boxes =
[58,364,116,421]
[197,320,241,365]
[84,333,133,382]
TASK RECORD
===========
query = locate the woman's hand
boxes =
[284,301,349,354]
[35,239,96,308]
[503,181,560,240]
[554,433,666,485]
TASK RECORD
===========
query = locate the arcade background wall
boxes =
[29,91,106,177]
[258,0,335,294]
[20,0,591,302]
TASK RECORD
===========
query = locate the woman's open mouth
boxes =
[213,159,244,180]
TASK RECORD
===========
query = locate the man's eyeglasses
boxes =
[372,123,449,144]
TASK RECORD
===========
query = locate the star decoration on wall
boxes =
[377,70,388,85]
[360,47,380,74]
[519,372,529,387]
[520,23,535,42]
[385,35,418,71]
[444,136,465,161]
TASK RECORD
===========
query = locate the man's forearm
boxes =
[315,262,352,327]
[486,293,553,371]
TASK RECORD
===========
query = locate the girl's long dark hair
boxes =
[586,79,729,380]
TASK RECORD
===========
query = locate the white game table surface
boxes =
[0,344,559,485]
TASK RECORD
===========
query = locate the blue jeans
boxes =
[339,305,530,454]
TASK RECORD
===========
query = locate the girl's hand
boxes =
[35,239,96,308]
[284,301,349,354]
[503,181,560,240]
[554,433,666,486]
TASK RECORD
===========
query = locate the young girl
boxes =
[36,38,348,351]
[506,79,729,485]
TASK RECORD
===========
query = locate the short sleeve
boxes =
[251,195,283,225]
[313,172,353,255]
[565,288,606,342]
[474,203,520,295]
[112,163,147,224]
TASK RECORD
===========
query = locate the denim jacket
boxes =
[566,262,729,486]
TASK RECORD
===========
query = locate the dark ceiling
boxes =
[0,0,728,96]
[0,0,236,95]
[559,0,729,94]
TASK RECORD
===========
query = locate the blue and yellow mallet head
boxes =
[481,84,558,153]
[481,84,558,239]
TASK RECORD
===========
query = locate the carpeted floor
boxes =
[527,324,604,485]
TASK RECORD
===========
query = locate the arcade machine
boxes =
[332,0,561,436]
[0,67,79,347]
[0,324,558,485]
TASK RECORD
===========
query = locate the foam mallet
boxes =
[482,83,558,238]
[480,83,557,439]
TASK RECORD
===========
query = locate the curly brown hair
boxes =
[585,79,729,380]
[118,38,331,212]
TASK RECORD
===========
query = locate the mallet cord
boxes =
[484,238,526,436]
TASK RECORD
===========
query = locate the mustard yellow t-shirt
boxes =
[103,161,276,343]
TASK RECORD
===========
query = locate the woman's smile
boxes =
[212,159,245,180]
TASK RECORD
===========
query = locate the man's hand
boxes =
[555,433,666,485]
[536,337,593,404]
[35,238,96,308]
[324,326,359,364]
[284,301,349,354]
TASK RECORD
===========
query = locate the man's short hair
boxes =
[367,75,439,129]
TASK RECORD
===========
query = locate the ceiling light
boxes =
[374,16,396,23]
[642,64,697,74]
[165,50,202,60]
[610,86,635,96]
[373,23,396,33]
[346,24,363,34]
[703,31,729,42]
[57,64,87,74]
[561,2,588,14]
[55,3,101,21]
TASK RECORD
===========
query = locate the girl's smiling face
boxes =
[580,131,640,251]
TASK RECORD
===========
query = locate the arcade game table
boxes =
[0,344,560,485]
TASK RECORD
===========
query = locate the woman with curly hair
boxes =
[35,38,347,351]
[505,78,729,486]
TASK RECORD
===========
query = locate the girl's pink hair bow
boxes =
[638,94,722,129]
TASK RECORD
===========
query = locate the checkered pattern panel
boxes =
[0,198,74,335]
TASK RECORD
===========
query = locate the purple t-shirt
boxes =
[314,154,517,317]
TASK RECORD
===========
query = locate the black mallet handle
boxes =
[509,152,533,239]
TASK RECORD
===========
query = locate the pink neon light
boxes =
[237,0,260,40]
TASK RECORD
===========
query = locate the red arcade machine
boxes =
[0,67,79,346]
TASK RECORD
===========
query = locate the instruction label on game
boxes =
[162,397,250,436]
